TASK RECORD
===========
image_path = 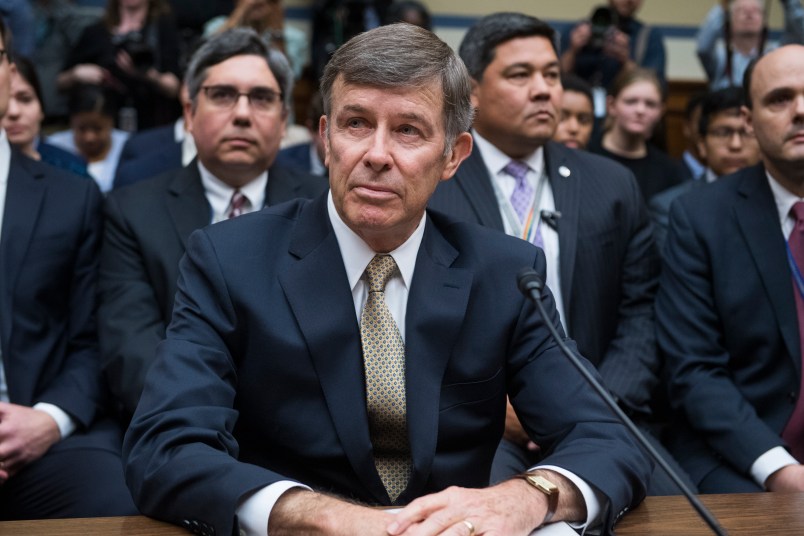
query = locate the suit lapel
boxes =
[0,153,46,355]
[278,196,388,503]
[735,167,801,369]
[452,146,505,231]
[166,161,211,249]
[398,215,472,503]
[544,143,580,327]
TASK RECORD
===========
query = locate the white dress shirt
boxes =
[198,161,267,224]
[0,130,75,440]
[472,132,566,333]
[748,172,804,487]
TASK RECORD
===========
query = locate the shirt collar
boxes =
[197,160,267,218]
[472,129,545,177]
[766,168,804,230]
[0,130,10,185]
[326,190,424,292]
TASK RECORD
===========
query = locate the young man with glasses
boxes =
[98,28,327,422]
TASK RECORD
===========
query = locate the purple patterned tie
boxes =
[504,160,534,222]
[784,201,804,461]
[228,190,247,219]
[503,160,543,248]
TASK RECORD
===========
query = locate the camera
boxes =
[589,5,620,50]
[113,31,155,72]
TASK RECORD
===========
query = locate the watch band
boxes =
[516,472,559,524]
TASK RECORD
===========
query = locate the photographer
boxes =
[697,0,804,90]
[57,0,182,131]
[560,0,665,111]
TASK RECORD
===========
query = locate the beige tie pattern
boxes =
[360,254,411,501]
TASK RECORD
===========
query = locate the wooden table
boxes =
[3,493,804,534]
[614,492,804,535]
[0,516,187,535]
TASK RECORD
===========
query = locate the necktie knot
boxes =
[365,255,397,293]
[228,190,247,219]
[503,160,530,184]
[792,201,804,226]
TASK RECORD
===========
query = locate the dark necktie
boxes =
[228,190,247,219]
[360,255,411,501]
[783,201,804,461]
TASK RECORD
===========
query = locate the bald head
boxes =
[742,45,804,188]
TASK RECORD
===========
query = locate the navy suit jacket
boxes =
[1,150,106,430]
[123,195,650,536]
[113,142,182,190]
[657,164,800,485]
[118,124,176,164]
[649,179,706,255]
[99,160,328,417]
[274,142,313,174]
[429,141,660,414]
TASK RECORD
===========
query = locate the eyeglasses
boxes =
[200,85,282,112]
[707,127,755,141]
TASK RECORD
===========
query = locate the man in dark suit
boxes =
[427,12,674,492]
[657,44,804,493]
[123,23,650,536]
[0,19,136,519]
[274,91,327,177]
[99,29,327,420]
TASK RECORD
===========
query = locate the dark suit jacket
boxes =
[649,179,706,255]
[117,121,176,165]
[429,141,660,414]
[1,150,105,429]
[275,142,312,173]
[113,142,182,190]
[656,164,799,485]
[98,160,328,417]
[123,195,650,536]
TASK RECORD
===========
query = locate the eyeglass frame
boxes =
[705,126,756,142]
[200,84,284,112]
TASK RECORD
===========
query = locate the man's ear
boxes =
[741,105,754,135]
[441,132,473,181]
[319,114,330,167]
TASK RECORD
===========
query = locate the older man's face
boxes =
[187,54,287,187]
[322,76,471,252]
[746,45,804,177]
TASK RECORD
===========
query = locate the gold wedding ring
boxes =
[462,520,476,536]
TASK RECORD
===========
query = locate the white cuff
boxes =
[32,402,76,440]
[750,446,799,488]
[236,481,311,536]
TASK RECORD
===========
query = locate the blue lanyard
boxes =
[786,241,804,300]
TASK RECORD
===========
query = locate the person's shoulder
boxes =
[546,141,637,185]
[673,165,758,215]
[107,165,183,204]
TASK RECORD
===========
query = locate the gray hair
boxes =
[320,23,473,154]
[459,12,557,82]
[185,27,294,112]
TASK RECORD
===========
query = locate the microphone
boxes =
[516,267,728,536]
[540,210,561,231]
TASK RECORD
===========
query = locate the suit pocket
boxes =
[439,367,505,412]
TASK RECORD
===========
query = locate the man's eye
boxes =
[399,125,419,136]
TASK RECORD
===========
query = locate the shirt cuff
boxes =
[236,481,311,536]
[32,402,76,440]
[535,464,604,533]
[750,446,799,488]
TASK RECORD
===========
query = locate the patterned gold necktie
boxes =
[360,254,411,501]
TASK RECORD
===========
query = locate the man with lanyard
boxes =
[430,12,685,494]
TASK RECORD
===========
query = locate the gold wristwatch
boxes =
[516,472,559,524]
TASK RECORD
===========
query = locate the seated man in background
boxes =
[99,28,327,422]
[651,86,760,251]
[0,18,136,519]
[552,74,595,150]
[123,22,651,536]
[658,44,804,493]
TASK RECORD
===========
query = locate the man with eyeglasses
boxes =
[650,86,760,252]
[98,28,327,422]
[657,44,804,493]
